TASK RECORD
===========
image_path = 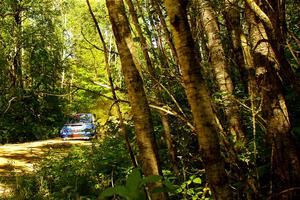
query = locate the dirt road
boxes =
[0,138,91,197]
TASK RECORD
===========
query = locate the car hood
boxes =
[64,123,85,126]
[62,123,94,130]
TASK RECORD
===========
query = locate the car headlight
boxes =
[60,128,69,134]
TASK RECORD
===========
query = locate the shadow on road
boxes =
[0,138,91,198]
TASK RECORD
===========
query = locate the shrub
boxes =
[9,135,132,199]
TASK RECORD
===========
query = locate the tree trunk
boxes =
[223,0,248,88]
[124,0,154,75]
[125,0,180,174]
[161,112,179,175]
[86,0,137,168]
[150,0,179,66]
[12,2,23,89]
[198,0,245,143]
[245,0,298,89]
[164,1,233,199]
[246,6,300,199]
[106,1,166,199]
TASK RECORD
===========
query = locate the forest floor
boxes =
[0,138,91,198]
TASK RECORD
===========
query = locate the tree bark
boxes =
[198,0,245,142]
[106,1,166,199]
[124,0,154,75]
[150,0,179,66]
[245,0,299,89]
[164,0,233,199]
[223,0,248,88]
[125,0,180,174]
[12,2,23,89]
[246,6,300,199]
[86,0,137,168]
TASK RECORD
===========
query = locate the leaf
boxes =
[141,175,162,186]
[114,186,130,199]
[164,178,179,192]
[99,186,129,199]
[130,191,147,200]
[189,175,196,180]
[192,195,199,200]
[186,180,192,185]
[126,168,142,192]
[192,177,202,184]
[99,187,117,199]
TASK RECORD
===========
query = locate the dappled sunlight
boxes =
[0,138,91,197]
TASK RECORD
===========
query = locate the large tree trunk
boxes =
[86,0,137,168]
[106,1,166,199]
[125,0,180,174]
[245,0,298,89]
[164,1,233,199]
[198,0,245,143]
[246,6,300,199]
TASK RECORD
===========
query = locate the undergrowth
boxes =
[3,130,212,200]
[7,135,132,200]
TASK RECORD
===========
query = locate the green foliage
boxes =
[174,175,212,200]
[100,168,210,200]
[100,168,150,200]
[0,94,66,143]
[9,135,132,199]
[0,0,67,143]
[162,170,212,200]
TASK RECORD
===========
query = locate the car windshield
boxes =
[69,114,92,123]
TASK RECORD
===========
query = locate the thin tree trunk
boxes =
[164,1,233,199]
[106,1,166,199]
[12,3,23,89]
[150,0,179,66]
[161,112,179,175]
[124,0,153,75]
[223,0,247,88]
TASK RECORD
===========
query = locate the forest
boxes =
[0,0,300,199]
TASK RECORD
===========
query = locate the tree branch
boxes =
[245,0,274,31]
[149,104,195,132]
[80,29,119,55]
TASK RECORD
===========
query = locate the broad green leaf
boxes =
[141,175,162,186]
[99,187,117,199]
[126,168,142,192]
[129,190,147,200]
[114,186,131,199]
[192,177,202,184]
[99,186,129,199]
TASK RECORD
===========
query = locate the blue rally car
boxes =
[60,113,97,140]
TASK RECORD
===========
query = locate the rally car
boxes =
[59,113,97,140]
